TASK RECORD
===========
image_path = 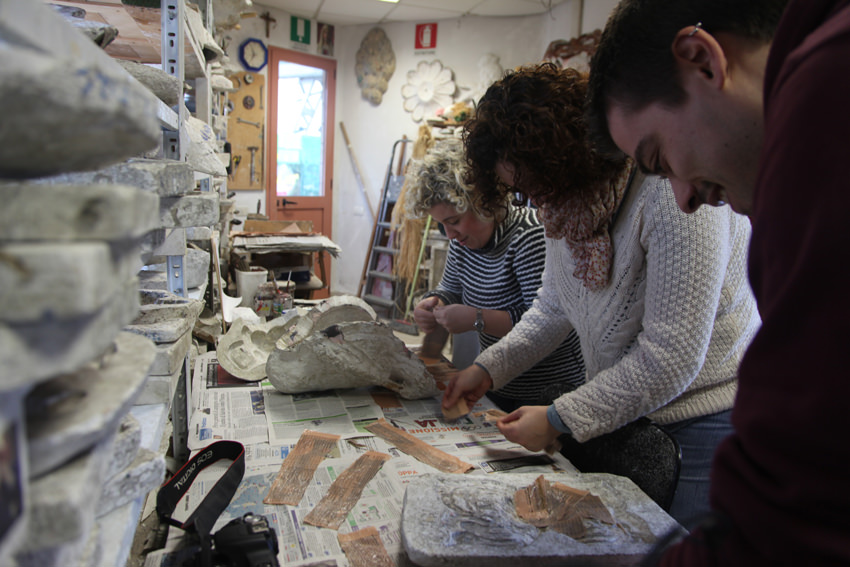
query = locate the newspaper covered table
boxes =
[147,351,577,567]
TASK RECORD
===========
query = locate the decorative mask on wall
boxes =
[355,27,396,106]
[401,60,457,123]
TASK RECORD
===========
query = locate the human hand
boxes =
[433,304,475,334]
[413,296,443,334]
[442,363,492,410]
[497,406,560,452]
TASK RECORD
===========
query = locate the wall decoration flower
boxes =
[401,60,456,122]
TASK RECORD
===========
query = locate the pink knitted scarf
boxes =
[538,163,635,290]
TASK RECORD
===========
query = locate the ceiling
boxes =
[253,0,571,27]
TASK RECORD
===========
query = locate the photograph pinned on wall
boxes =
[317,22,334,56]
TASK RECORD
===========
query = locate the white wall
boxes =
[227,0,618,295]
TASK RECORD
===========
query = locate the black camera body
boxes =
[211,513,280,567]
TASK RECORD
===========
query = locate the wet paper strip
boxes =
[514,475,614,539]
[364,418,474,474]
[337,526,395,567]
[264,429,340,505]
[304,451,391,529]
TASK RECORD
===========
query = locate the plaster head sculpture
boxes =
[265,295,440,400]
[266,320,440,400]
[355,28,396,106]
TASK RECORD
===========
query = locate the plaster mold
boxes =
[25,332,156,478]
[402,472,683,566]
[266,320,440,400]
[125,289,204,344]
[0,41,160,178]
[278,295,377,348]
[217,309,303,381]
[116,59,182,106]
[402,60,456,122]
[264,295,438,400]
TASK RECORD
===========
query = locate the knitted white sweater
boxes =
[477,175,760,442]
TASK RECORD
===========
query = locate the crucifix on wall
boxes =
[259,11,276,38]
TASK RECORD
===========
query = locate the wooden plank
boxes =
[50,0,202,72]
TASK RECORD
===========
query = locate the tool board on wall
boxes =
[227,71,265,190]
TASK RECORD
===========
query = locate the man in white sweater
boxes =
[444,64,760,525]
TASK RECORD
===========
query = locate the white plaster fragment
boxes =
[217,309,303,381]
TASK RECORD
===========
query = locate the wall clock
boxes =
[238,38,268,72]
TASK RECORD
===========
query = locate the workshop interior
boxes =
[0,0,756,566]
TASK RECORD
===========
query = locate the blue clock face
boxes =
[239,38,268,72]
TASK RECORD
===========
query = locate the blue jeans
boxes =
[662,409,733,527]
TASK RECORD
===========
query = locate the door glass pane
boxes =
[276,61,326,197]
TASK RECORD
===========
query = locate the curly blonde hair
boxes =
[402,138,473,219]
[404,138,511,222]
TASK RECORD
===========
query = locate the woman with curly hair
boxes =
[443,63,760,524]
[405,137,585,411]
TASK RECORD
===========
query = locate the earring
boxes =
[687,22,704,38]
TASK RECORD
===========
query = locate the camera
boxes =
[210,513,280,567]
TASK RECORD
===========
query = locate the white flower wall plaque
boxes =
[401,60,456,122]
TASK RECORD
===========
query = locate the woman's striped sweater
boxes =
[426,204,585,402]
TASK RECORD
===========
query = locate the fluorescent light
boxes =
[378,0,400,3]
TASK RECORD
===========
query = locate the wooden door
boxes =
[266,48,336,299]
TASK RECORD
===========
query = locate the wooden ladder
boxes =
[358,137,410,321]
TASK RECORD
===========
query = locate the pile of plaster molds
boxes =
[125,290,204,405]
[264,296,441,400]
[402,472,684,567]
[0,3,218,564]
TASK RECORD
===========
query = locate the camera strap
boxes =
[156,440,246,567]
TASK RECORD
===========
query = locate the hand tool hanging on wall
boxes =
[248,146,258,185]
[230,155,241,180]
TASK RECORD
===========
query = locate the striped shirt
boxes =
[426,204,585,402]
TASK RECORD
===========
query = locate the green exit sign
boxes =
[291,16,311,45]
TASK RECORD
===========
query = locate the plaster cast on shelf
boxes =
[186,115,228,177]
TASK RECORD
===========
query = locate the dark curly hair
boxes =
[463,62,628,214]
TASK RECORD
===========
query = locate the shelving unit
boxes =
[0,0,226,565]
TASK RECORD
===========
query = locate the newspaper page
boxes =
[187,352,270,450]
[231,234,342,257]
[263,387,384,444]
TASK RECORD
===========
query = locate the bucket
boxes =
[235,267,268,307]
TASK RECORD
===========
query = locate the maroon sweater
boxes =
[663,1,850,565]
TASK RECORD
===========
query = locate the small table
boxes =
[230,232,341,298]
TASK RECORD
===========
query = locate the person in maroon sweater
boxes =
[586,0,850,565]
